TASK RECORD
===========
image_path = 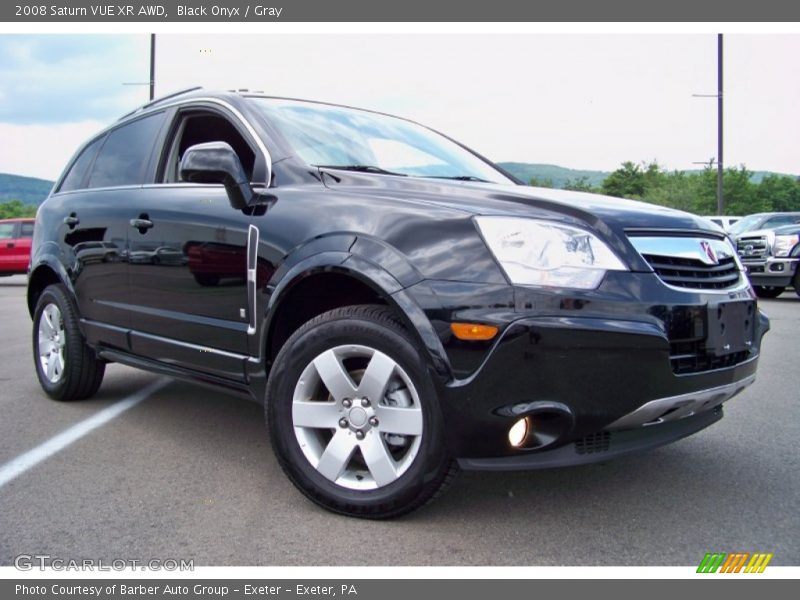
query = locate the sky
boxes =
[1,33,798,181]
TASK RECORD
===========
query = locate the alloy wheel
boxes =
[292,344,424,490]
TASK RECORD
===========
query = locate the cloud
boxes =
[0,35,150,125]
[0,120,107,180]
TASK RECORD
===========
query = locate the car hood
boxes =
[733,228,774,240]
[320,170,721,236]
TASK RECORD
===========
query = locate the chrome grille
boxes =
[736,236,768,260]
[642,254,740,290]
[628,235,742,291]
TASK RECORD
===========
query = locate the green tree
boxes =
[0,200,37,219]
[524,158,797,216]
[755,174,800,212]
[563,176,597,193]
[529,176,554,188]
[601,161,646,198]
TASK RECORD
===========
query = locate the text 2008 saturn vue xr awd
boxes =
[28,89,769,518]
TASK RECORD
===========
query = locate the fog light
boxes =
[508,417,529,447]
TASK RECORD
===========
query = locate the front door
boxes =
[125,107,266,382]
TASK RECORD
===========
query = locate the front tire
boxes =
[267,305,456,519]
[32,284,105,401]
[753,285,784,299]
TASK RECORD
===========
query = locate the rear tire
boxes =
[266,305,457,519]
[753,285,784,299]
[32,284,105,401]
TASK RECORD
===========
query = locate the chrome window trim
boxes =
[54,96,273,193]
[130,97,272,187]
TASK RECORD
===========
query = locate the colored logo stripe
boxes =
[697,553,726,573]
[745,553,773,573]
[697,552,773,573]
[720,553,749,573]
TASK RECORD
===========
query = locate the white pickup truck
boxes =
[732,214,800,298]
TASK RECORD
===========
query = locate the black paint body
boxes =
[28,91,769,464]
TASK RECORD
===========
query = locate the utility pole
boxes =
[692,33,725,214]
[149,34,156,101]
[716,34,724,215]
[122,34,157,101]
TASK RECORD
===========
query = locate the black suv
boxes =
[29,89,769,518]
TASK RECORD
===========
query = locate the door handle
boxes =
[130,218,154,231]
[6,242,13,249]
[63,215,79,227]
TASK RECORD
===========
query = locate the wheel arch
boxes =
[27,257,74,318]
[258,251,451,384]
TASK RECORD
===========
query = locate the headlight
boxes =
[773,234,799,258]
[475,216,627,289]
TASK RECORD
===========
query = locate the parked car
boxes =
[735,223,800,298]
[728,212,800,237]
[0,217,34,276]
[28,89,769,518]
[707,215,742,231]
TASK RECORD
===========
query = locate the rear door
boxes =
[0,221,19,273]
[14,221,34,271]
[56,111,167,350]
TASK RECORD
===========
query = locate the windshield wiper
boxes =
[422,175,492,183]
[316,165,407,176]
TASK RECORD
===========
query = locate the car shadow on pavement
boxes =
[122,378,781,532]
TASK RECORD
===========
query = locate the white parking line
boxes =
[0,378,170,489]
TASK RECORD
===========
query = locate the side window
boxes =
[20,222,34,238]
[764,216,795,228]
[161,112,256,183]
[0,223,16,240]
[58,135,104,192]
[88,112,165,189]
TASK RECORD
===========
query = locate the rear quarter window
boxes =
[87,112,165,189]
[20,222,34,237]
[58,135,105,193]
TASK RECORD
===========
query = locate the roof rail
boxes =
[118,86,204,120]
[143,86,204,109]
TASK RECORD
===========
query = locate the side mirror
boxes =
[179,142,254,210]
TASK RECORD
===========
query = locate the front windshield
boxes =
[249,98,514,184]
[728,215,765,236]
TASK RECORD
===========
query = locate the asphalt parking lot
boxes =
[0,274,798,566]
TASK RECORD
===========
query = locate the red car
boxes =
[0,218,34,276]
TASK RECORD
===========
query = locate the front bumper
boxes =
[406,271,769,464]
[460,405,725,471]
[743,257,798,287]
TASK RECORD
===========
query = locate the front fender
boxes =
[254,246,452,393]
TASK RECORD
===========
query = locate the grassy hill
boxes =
[498,163,608,187]
[0,173,54,205]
